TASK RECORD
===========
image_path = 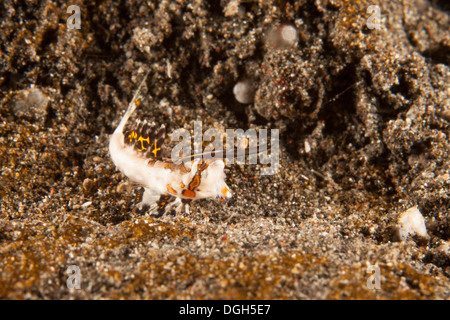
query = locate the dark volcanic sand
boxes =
[0,0,449,299]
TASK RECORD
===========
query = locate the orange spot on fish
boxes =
[221,186,229,196]
[189,175,200,189]
[182,189,196,198]
[166,184,177,195]
[152,141,161,157]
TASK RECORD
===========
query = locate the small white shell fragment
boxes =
[397,207,428,241]
[280,24,298,46]
[304,140,311,153]
[266,24,298,49]
[233,80,255,104]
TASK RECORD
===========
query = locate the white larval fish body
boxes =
[109,72,232,216]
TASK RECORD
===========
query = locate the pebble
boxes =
[233,80,255,104]
[280,24,298,46]
[437,241,450,255]
[266,24,298,49]
[83,178,96,193]
[12,87,48,119]
[396,207,428,241]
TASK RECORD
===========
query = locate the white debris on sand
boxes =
[233,79,255,104]
[280,24,298,46]
[13,87,48,118]
[396,207,428,241]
